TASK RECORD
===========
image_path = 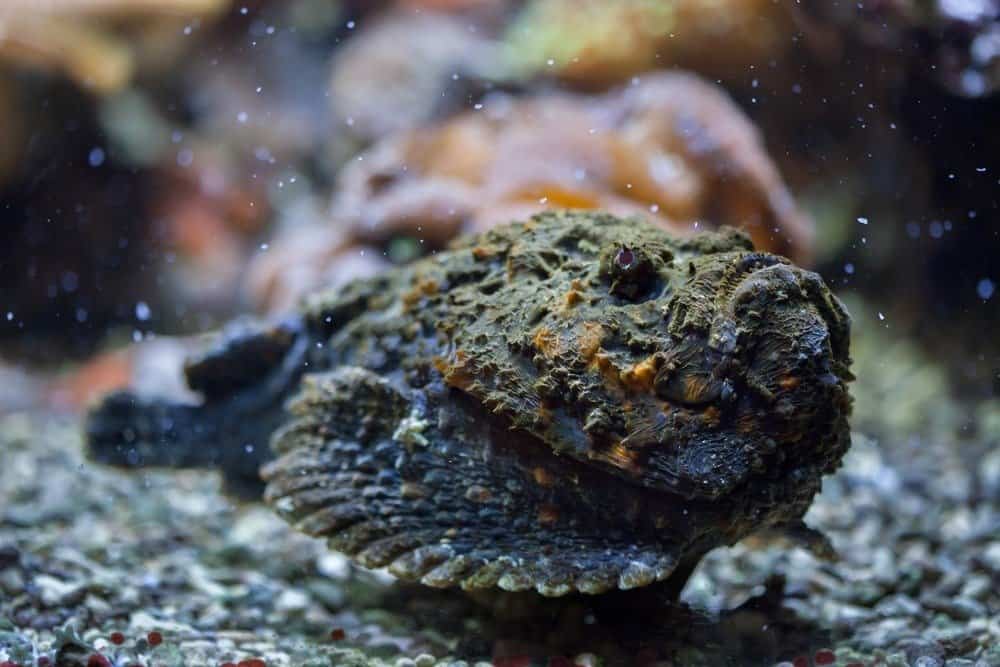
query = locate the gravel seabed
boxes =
[2,313,998,667]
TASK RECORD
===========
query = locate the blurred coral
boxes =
[46,336,196,410]
[0,73,25,186]
[0,0,229,93]
[503,0,792,87]
[328,9,502,146]
[397,0,507,10]
[251,72,812,313]
[791,0,1000,98]
[146,141,272,314]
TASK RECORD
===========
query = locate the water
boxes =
[0,2,997,666]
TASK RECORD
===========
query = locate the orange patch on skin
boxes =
[563,278,585,308]
[402,277,439,308]
[594,441,643,474]
[532,466,556,487]
[471,245,496,260]
[537,504,560,524]
[532,326,562,358]
[779,375,800,390]
[620,355,660,393]
[576,322,604,362]
[702,405,721,427]
[588,351,620,386]
[435,351,475,390]
[684,374,715,403]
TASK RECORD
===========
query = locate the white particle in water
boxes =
[260,243,269,251]
[135,301,151,321]
[88,147,105,167]
[844,263,855,275]
[346,20,355,29]
[61,272,78,292]
[977,278,995,300]
[237,111,248,123]
[857,216,869,225]
[878,312,885,321]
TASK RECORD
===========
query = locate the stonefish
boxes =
[87,211,852,597]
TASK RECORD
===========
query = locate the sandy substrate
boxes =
[1,314,999,666]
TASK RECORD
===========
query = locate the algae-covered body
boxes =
[87,211,852,596]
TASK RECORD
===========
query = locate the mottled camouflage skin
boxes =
[87,211,852,596]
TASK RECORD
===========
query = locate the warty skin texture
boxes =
[87,211,852,596]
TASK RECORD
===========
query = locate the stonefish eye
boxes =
[615,247,636,269]
[600,244,661,300]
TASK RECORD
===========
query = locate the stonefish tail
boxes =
[84,318,309,497]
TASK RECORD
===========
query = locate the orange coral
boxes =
[337,73,811,260]
[251,72,812,313]
[503,0,792,88]
[0,0,228,93]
